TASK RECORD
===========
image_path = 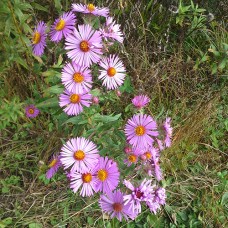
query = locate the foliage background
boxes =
[0,0,227,227]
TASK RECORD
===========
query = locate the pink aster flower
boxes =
[59,90,92,116]
[25,105,40,118]
[94,157,120,194]
[125,114,159,149]
[156,139,164,151]
[46,154,61,179]
[99,190,135,221]
[163,117,173,147]
[72,3,109,17]
[61,62,92,94]
[70,169,98,197]
[31,21,47,56]
[100,17,124,43]
[98,55,126,90]
[60,137,99,173]
[124,179,154,214]
[65,24,103,67]
[50,11,76,43]
[132,95,150,109]
[124,147,142,167]
[150,147,163,181]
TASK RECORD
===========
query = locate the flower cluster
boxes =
[29,2,173,222]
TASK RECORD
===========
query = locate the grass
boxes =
[0,0,227,227]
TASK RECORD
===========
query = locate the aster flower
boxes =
[125,114,159,149]
[59,90,92,116]
[61,62,92,94]
[60,137,99,173]
[31,21,47,56]
[99,190,135,221]
[98,55,126,90]
[124,179,154,214]
[156,139,164,151]
[150,147,163,181]
[163,117,173,147]
[94,157,120,194]
[100,17,124,43]
[124,147,141,167]
[72,3,109,17]
[70,169,98,197]
[50,11,76,43]
[25,105,40,118]
[65,24,103,67]
[132,95,150,109]
[46,154,61,179]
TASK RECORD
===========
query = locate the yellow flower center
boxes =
[80,40,90,52]
[48,159,57,168]
[113,203,123,212]
[97,169,108,181]
[144,152,151,159]
[73,72,84,83]
[55,18,66,31]
[33,32,41,44]
[128,154,137,163]
[74,150,85,161]
[87,4,95,12]
[135,126,146,136]
[70,94,80,103]
[107,67,116,77]
[28,108,35,114]
[82,173,92,183]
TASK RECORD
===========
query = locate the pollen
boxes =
[55,18,66,31]
[74,150,85,161]
[48,158,57,168]
[97,169,108,181]
[128,154,137,163]
[82,173,92,183]
[80,40,90,52]
[28,108,35,114]
[113,203,123,212]
[144,152,151,159]
[33,32,41,44]
[135,125,146,136]
[73,72,84,83]
[107,67,116,77]
[135,190,144,199]
[87,3,95,12]
[70,94,80,103]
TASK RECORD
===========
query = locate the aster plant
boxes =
[27,2,174,224]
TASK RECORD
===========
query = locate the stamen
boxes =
[80,41,89,52]
[135,126,146,136]
[73,73,84,83]
[28,108,35,114]
[33,32,41,44]
[87,4,95,12]
[82,173,92,183]
[113,203,123,212]
[144,152,151,159]
[49,159,57,168]
[128,154,137,163]
[97,169,108,181]
[55,18,66,31]
[70,94,80,103]
[107,67,116,77]
[74,150,85,160]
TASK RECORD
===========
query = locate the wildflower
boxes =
[60,137,99,173]
[124,179,154,214]
[92,96,99,104]
[94,157,120,194]
[132,95,150,109]
[32,21,47,56]
[156,139,164,151]
[25,105,40,118]
[46,154,61,179]
[124,147,141,167]
[61,62,92,94]
[65,24,103,67]
[50,11,76,43]
[163,117,173,147]
[125,114,159,149]
[100,17,124,43]
[59,90,92,116]
[72,3,109,17]
[150,147,163,181]
[70,169,97,197]
[98,55,126,90]
[99,190,135,221]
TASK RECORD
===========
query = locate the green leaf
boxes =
[36,97,59,108]
[31,3,48,12]
[28,223,43,228]
[93,113,121,123]
[221,192,228,206]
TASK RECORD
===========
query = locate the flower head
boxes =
[70,169,98,197]
[61,62,92,94]
[32,21,47,56]
[98,55,126,90]
[46,154,61,179]
[124,147,141,167]
[65,24,103,67]
[163,117,173,147]
[50,11,76,43]
[25,105,40,118]
[60,137,99,173]
[94,157,120,194]
[99,190,135,221]
[125,114,159,149]
[150,147,163,181]
[132,95,150,109]
[72,3,109,17]
[59,90,92,116]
